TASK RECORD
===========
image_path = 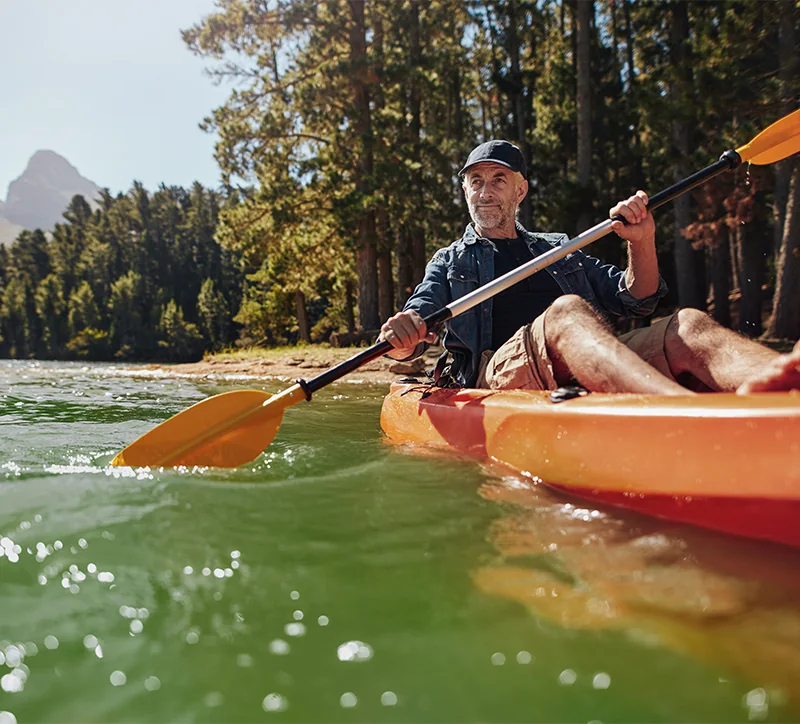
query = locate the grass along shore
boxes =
[138,343,439,384]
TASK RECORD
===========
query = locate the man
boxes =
[380,139,800,395]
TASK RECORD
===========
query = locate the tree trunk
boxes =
[610,0,621,199]
[295,290,310,343]
[377,245,394,322]
[345,280,356,335]
[507,0,532,228]
[348,0,379,330]
[735,224,764,337]
[622,0,644,189]
[450,67,464,139]
[670,1,705,309]
[407,0,427,285]
[396,225,415,310]
[575,0,593,234]
[773,0,797,254]
[372,10,394,325]
[709,235,731,328]
[766,162,800,339]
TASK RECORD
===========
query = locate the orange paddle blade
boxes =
[736,108,800,165]
[111,386,306,468]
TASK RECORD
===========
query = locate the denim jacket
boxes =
[402,222,668,387]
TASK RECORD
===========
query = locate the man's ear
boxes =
[517,178,529,203]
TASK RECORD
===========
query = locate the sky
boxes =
[0,0,232,198]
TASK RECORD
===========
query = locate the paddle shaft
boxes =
[301,150,743,396]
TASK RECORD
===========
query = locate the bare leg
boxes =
[660,309,797,392]
[545,296,690,395]
[737,339,800,394]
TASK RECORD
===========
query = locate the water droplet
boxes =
[144,676,161,691]
[337,640,373,662]
[340,692,358,708]
[262,693,287,712]
[0,674,23,693]
[268,639,290,655]
[516,651,533,664]
[318,615,329,626]
[491,652,506,666]
[83,635,99,650]
[44,636,59,650]
[285,623,305,637]
[592,672,611,689]
[381,691,398,706]
[559,669,577,686]
[110,671,127,687]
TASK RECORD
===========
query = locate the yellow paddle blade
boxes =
[736,108,800,165]
[111,385,306,468]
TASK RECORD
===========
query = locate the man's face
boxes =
[462,163,527,235]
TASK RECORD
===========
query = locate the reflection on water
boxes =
[2,359,800,723]
[474,473,800,719]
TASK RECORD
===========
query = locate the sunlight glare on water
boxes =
[1,360,800,722]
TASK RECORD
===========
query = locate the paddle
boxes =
[111,108,800,468]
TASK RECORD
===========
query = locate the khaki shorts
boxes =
[477,313,676,391]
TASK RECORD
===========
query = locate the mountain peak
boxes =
[0,150,101,242]
[26,149,82,173]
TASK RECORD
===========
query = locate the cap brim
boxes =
[459,159,521,177]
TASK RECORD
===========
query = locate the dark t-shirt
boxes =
[490,235,562,350]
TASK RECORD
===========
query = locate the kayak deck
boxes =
[380,384,800,546]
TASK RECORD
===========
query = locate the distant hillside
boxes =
[0,150,101,246]
[0,216,25,247]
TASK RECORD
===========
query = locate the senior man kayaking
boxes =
[381,139,800,395]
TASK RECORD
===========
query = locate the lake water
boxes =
[1,360,799,723]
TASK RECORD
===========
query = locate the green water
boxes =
[1,360,799,723]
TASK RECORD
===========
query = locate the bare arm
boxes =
[610,191,660,300]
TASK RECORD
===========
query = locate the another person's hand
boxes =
[380,310,437,360]
[610,190,655,247]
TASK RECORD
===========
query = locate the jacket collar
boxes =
[460,220,534,247]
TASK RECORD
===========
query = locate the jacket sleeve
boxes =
[579,249,668,319]
[393,250,451,360]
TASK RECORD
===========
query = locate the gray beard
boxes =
[468,202,517,234]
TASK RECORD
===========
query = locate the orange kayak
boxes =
[380,384,800,547]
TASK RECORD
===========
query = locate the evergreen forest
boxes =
[1,0,798,362]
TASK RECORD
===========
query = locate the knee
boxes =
[546,294,594,327]
[669,308,716,342]
[544,295,596,345]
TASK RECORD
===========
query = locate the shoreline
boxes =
[133,345,442,385]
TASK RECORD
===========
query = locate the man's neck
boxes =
[475,222,517,239]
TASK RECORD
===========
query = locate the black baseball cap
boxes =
[459,140,527,177]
